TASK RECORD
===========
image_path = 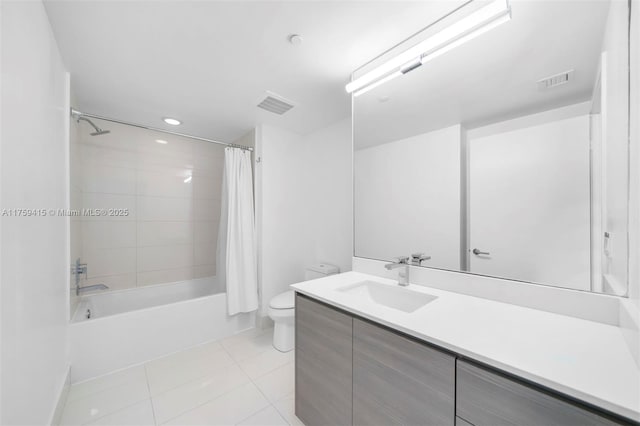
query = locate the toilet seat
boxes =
[269,290,294,310]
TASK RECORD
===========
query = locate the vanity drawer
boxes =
[353,318,456,426]
[456,360,626,426]
[295,294,353,426]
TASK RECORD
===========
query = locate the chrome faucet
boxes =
[411,253,431,266]
[385,256,410,286]
[71,258,109,295]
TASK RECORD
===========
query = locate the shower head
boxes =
[76,115,110,136]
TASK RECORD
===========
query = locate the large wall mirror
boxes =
[353,0,631,295]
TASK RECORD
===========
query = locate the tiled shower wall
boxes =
[71,118,232,295]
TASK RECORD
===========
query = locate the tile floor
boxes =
[60,328,303,426]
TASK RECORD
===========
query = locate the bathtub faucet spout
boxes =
[76,284,109,296]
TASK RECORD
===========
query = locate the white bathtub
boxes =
[70,277,255,382]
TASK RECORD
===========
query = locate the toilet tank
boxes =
[304,263,340,280]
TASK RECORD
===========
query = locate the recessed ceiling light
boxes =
[155,139,168,144]
[163,117,181,126]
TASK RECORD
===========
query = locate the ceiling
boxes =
[354,0,612,149]
[43,0,464,142]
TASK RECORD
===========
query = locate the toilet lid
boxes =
[270,290,295,309]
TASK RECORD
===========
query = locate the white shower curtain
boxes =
[217,147,259,315]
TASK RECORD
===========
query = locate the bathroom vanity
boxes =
[292,273,640,426]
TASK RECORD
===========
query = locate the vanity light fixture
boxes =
[347,0,511,97]
[163,117,181,126]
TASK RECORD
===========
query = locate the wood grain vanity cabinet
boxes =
[295,294,456,426]
[295,294,634,426]
[295,294,353,426]
[456,360,624,426]
[352,318,456,425]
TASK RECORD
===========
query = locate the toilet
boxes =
[268,263,340,352]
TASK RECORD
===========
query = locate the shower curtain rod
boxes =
[70,108,254,152]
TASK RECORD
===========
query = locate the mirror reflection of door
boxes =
[468,112,591,290]
[352,0,631,295]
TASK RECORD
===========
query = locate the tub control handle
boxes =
[472,248,490,256]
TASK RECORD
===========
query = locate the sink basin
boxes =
[337,280,437,313]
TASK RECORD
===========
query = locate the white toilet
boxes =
[268,263,340,352]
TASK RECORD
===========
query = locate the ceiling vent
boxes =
[537,70,574,90]
[257,92,295,115]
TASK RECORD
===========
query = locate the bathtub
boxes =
[70,276,255,382]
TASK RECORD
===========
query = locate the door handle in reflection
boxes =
[472,248,490,256]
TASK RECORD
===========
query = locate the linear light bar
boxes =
[347,0,511,96]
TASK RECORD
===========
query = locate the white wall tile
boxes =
[81,145,137,170]
[137,268,194,287]
[192,140,225,159]
[84,248,137,278]
[135,131,194,156]
[194,242,216,266]
[82,221,136,249]
[192,175,222,200]
[70,187,82,210]
[135,160,193,176]
[137,170,194,198]
[191,158,223,177]
[193,264,216,279]
[193,219,220,243]
[194,198,220,221]
[83,274,137,292]
[137,245,193,272]
[82,164,136,195]
[137,221,193,247]
[137,196,192,221]
[194,221,218,244]
[82,193,137,221]
[76,109,225,291]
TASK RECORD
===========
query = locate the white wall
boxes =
[256,119,352,315]
[298,119,353,275]
[354,125,462,270]
[621,0,639,366]
[0,1,70,424]
[256,125,307,315]
[630,0,639,303]
[69,99,82,316]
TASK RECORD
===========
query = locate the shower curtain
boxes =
[217,147,259,315]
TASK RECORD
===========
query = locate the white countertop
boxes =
[291,271,640,422]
